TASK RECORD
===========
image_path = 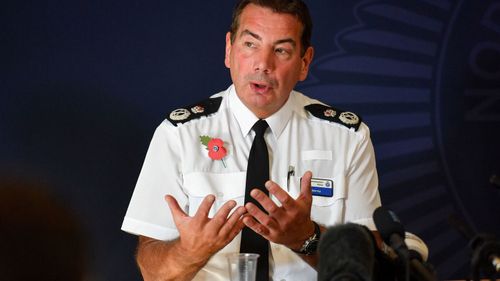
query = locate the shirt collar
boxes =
[228,84,293,139]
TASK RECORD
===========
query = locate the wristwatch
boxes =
[292,221,321,255]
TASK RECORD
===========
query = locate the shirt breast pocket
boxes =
[300,149,339,185]
[183,172,246,217]
[310,174,347,226]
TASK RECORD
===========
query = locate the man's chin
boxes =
[247,99,280,118]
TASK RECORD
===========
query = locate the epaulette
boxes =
[305,103,362,131]
[166,96,223,126]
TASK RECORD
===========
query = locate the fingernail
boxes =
[245,203,253,210]
[238,207,247,216]
[250,189,259,197]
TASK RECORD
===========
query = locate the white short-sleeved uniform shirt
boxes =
[122,85,381,281]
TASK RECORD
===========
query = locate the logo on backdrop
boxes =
[300,0,500,278]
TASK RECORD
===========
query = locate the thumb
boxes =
[165,195,188,225]
[299,171,313,201]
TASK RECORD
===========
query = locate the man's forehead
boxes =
[237,4,303,39]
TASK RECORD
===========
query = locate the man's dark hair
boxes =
[229,0,313,57]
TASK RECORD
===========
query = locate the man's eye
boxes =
[275,48,290,55]
[244,42,255,48]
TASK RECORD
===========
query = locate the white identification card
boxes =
[311,178,334,197]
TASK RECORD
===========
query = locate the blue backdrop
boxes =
[2,1,499,280]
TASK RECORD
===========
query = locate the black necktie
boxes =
[240,119,270,281]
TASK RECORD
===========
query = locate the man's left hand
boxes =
[242,170,316,251]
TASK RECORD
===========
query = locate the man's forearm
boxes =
[297,252,319,269]
[136,236,208,281]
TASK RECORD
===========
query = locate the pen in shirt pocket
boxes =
[286,165,295,191]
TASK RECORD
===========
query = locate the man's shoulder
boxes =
[293,91,363,132]
[165,93,224,126]
[304,103,362,131]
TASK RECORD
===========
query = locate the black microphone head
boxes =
[373,206,405,244]
[318,223,376,281]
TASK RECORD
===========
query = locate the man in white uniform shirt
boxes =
[122,1,381,280]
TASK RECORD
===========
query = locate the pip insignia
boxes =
[191,105,204,114]
[305,103,362,131]
[167,96,223,126]
[324,108,337,118]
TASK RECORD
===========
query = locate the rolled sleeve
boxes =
[121,121,186,241]
[343,123,381,229]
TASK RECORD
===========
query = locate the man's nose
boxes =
[253,49,274,73]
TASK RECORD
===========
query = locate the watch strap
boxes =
[292,221,321,255]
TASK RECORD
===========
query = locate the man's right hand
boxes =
[165,194,246,265]
[136,195,246,281]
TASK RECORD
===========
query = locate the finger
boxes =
[242,215,270,237]
[245,202,278,230]
[250,188,281,214]
[211,200,237,228]
[226,206,247,226]
[164,195,188,225]
[265,180,295,210]
[219,206,246,237]
[194,194,216,218]
[225,220,246,243]
[298,171,313,204]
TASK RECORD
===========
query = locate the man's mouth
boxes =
[250,82,271,93]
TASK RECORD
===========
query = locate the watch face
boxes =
[303,233,320,255]
[307,239,319,254]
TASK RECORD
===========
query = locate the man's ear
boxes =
[225,32,232,69]
[299,46,314,81]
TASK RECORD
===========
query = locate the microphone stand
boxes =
[390,233,410,281]
[408,250,438,281]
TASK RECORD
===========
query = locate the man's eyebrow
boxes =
[275,38,296,47]
[240,29,262,41]
[240,29,297,47]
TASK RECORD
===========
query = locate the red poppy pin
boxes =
[200,135,227,167]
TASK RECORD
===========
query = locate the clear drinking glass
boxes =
[227,253,260,281]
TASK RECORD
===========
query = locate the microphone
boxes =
[448,214,500,280]
[318,223,376,281]
[470,233,500,281]
[381,233,433,268]
[373,207,408,254]
[405,232,429,262]
[373,206,410,281]
[405,233,438,281]
[373,207,438,281]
